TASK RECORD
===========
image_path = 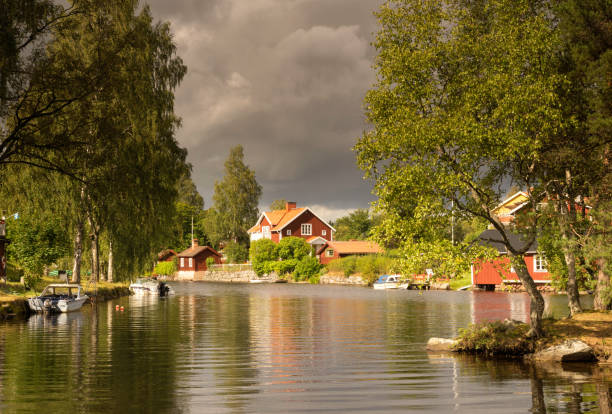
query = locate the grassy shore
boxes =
[0,277,131,321]
[454,311,612,362]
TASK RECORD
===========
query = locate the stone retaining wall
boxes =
[194,270,258,283]
[320,274,368,286]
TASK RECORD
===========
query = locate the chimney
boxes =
[192,238,199,248]
[286,201,297,211]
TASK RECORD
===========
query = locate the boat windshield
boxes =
[375,275,388,283]
[41,286,80,297]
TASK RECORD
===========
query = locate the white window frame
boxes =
[322,229,327,236]
[301,223,312,235]
[180,257,184,268]
[534,254,547,272]
[326,249,334,257]
[262,225,270,234]
[286,229,291,235]
[189,258,193,268]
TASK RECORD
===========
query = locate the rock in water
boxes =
[426,337,457,351]
[534,340,596,362]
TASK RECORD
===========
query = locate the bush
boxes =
[224,241,249,263]
[274,259,298,275]
[250,239,278,276]
[454,321,534,356]
[277,237,311,260]
[6,263,24,283]
[154,261,176,277]
[206,257,216,270]
[342,256,357,277]
[294,256,321,281]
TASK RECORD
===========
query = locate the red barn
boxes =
[316,240,383,265]
[472,229,551,290]
[248,201,335,253]
[176,239,222,280]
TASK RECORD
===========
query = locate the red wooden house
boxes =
[316,240,383,265]
[472,229,551,290]
[248,202,335,254]
[176,239,222,281]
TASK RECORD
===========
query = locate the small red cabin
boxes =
[472,229,551,290]
[176,239,222,280]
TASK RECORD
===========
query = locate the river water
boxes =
[0,283,609,413]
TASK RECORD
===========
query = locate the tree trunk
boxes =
[559,193,582,316]
[71,219,84,284]
[564,245,582,316]
[88,214,100,282]
[511,254,545,337]
[107,239,114,283]
[594,257,611,311]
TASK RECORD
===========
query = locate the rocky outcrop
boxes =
[426,337,457,352]
[533,340,596,363]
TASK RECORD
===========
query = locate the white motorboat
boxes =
[129,278,174,296]
[28,284,89,313]
[373,274,402,290]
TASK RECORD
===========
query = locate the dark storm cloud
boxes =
[146,0,383,220]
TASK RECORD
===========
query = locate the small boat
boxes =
[129,278,174,297]
[28,284,89,313]
[373,274,402,290]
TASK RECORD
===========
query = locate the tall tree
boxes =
[203,145,261,246]
[333,209,373,241]
[269,199,288,211]
[553,0,612,310]
[356,0,570,337]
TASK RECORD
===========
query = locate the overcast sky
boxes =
[146,0,383,221]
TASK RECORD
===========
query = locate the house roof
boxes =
[177,245,222,258]
[317,240,383,255]
[248,206,335,233]
[477,229,538,254]
[158,249,177,260]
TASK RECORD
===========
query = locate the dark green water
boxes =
[0,283,609,413]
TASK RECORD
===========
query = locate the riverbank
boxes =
[0,279,131,321]
[439,311,612,363]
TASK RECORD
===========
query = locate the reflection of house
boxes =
[316,240,383,265]
[472,229,551,289]
[247,201,335,253]
[176,239,222,280]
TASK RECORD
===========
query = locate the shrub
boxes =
[224,241,249,263]
[6,263,24,283]
[294,256,321,281]
[277,237,311,260]
[342,256,357,277]
[205,257,216,270]
[454,321,534,356]
[250,239,278,276]
[154,260,177,277]
[274,259,298,275]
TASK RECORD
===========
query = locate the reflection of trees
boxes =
[207,294,258,412]
[0,299,187,412]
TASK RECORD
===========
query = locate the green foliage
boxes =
[277,237,311,261]
[7,215,69,279]
[205,257,215,270]
[293,256,321,282]
[249,239,278,276]
[5,263,24,283]
[454,321,534,356]
[326,254,397,284]
[269,199,288,211]
[274,259,298,275]
[333,209,374,241]
[224,241,249,263]
[154,261,176,277]
[203,146,262,246]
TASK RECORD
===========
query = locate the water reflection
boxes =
[0,284,608,413]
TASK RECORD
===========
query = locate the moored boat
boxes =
[373,274,402,290]
[129,278,174,296]
[28,284,89,313]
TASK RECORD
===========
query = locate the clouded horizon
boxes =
[147,0,383,221]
